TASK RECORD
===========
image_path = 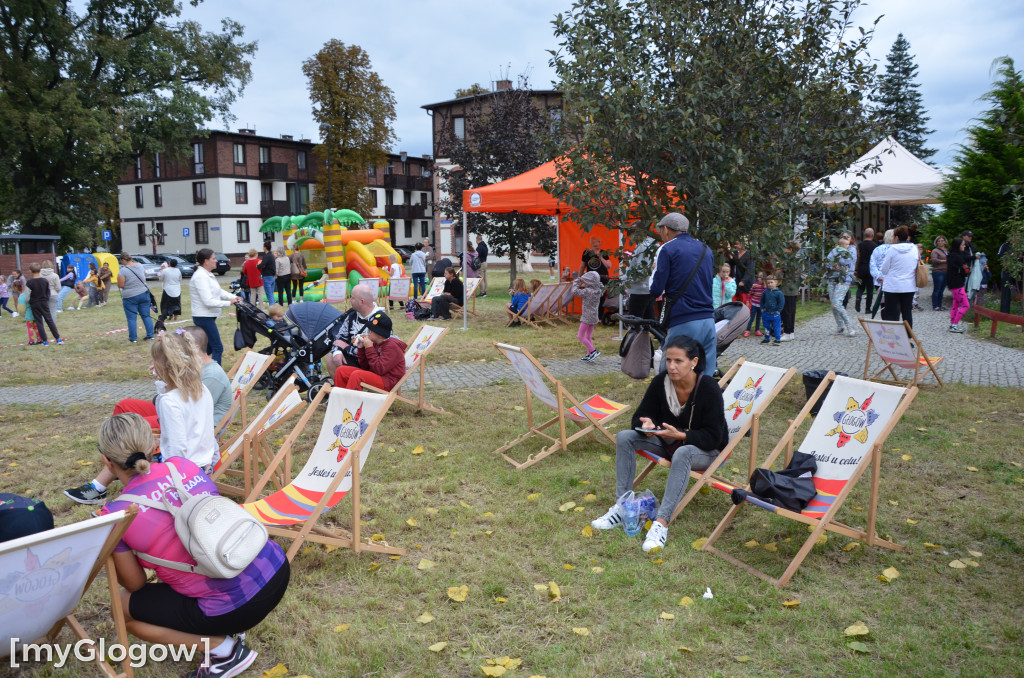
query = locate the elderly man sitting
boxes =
[323,283,385,375]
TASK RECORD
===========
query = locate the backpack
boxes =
[119,461,268,579]
[469,255,481,271]
[619,328,653,380]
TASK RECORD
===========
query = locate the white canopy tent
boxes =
[802,136,944,206]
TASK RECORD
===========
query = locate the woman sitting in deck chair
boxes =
[96,413,290,678]
[591,335,728,552]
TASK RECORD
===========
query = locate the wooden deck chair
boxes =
[0,507,138,678]
[212,376,306,498]
[452,277,483,316]
[215,349,275,439]
[632,359,797,522]
[494,343,630,470]
[554,282,578,324]
[509,284,558,329]
[242,385,403,560]
[702,373,918,588]
[416,277,446,307]
[361,323,449,414]
[859,317,944,388]
[532,283,566,325]
[545,281,572,322]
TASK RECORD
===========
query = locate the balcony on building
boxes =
[259,162,289,181]
[260,200,291,218]
[385,204,426,220]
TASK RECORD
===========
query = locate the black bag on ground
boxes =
[620,328,652,380]
[730,451,817,512]
[413,306,432,320]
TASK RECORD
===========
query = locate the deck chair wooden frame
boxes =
[452,277,482,317]
[0,507,138,678]
[212,376,306,498]
[361,323,449,414]
[216,349,275,438]
[859,317,944,388]
[554,282,578,324]
[494,343,630,470]
[243,385,403,560]
[509,284,559,329]
[702,373,918,588]
[632,359,797,522]
[416,277,446,307]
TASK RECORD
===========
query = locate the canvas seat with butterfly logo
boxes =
[240,385,402,560]
[701,373,917,588]
[859,317,943,388]
[493,343,630,470]
[632,358,796,522]
[359,323,448,414]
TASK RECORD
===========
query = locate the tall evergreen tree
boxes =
[873,34,935,160]
[926,57,1024,276]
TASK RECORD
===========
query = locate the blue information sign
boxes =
[183,227,190,238]
[102,230,112,241]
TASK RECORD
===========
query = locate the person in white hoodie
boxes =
[190,248,240,364]
[880,225,920,329]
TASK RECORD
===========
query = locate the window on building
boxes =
[385,161,393,175]
[453,116,465,139]
[153,185,162,207]
[367,164,376,177]
[403,190,411,205]
[297,150,307,170]
[233,143,245,165]
[137,223,146,246]
[237,220,250,243]
[192,142,205,174]
[420,192,428,205]
[193,181,206,205]
[135,186,144,208]
[404,222,412,239]
[259,146,270,164]
[421,221,429,238]
[153,152,161,178]
[195,221,209,244]
[261,183,272,202]
[235,181,248,204]
[370,191,378,208]
[385,190,394,206]
[155,223,165,244]
[134,153,142,179]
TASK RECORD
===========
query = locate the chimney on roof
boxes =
[281,134,293,141]
[238,127,256,135]
[423,154,432,161]
[495,79,512,91]
[299,138,310,143]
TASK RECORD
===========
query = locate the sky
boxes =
[181,0,1024,169]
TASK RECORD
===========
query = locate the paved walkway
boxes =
[2,302,1022,408]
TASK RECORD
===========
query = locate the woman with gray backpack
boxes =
[96,413,289,678]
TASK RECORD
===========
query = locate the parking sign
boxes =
[183,227,190,238]
[102,230,112,240]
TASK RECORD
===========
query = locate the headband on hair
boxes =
[124,452,147,470]
[175,328,186,335]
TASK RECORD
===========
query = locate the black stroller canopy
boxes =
[287,302,343,341]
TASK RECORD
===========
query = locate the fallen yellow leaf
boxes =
[389,555,401,560]
[966,466,979,472]
[482,511,494,517]
[678,646,694,653]
[591,566,604,574]
[580,525,594,537]
[744,539,760,548]
[494,596,507,603]
[417,612,435,624]
[600,454,612,462]
[429,641,447,653]
[371,533,385,542]
[548,581,561,601]
[533,584,549,592]
[436,450,449,458]
[923,542,942,549]
[411,445,424,455]
[968,427,978,433]
[679,596,695,607]
[907,517,920,525]
[901,454,912,461]
[763,542,778,552]
[572,627,590,636]
[878,566,900,583]
[514,405,525,411]
[460,500,472,508]
[573,506,585,512]
[735,655,752,663]
[968,549,983,557]
[563,563,575,570]
[558,501,576,512]
[447,585,469,602]
[844,621,869,637]
[842,542,860,552]
[815,534,828,546]
[659,612,675,620]
[962,559,980,568]
[262,664,289,678]
[407,517,419,527]
[888,500,899,506]
[691,538,708,550]
[583,493,597,502]
[426,507,438,514]
[480,666,506,677]
[650,557,663,564]
[417,558,435,570]
[527,493,540,500]
[388,446,396,452]
[367,562,381,572]
[782,600,801,607]
[333,624,350,632]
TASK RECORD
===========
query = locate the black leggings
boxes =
[881,291,914,328]
[276,276,292,305]
[782,295,797,334]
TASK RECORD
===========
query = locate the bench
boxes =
[972,305,1024,337]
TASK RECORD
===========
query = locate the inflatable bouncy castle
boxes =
[260,209,403,301]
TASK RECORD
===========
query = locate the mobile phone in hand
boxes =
[634,426,666,435]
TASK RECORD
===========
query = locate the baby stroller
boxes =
[233,299,345,401]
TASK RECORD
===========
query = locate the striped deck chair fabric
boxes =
[703,374,917,588]
[633,359,796,521]
[494,343,629,470]
[242,386,402,560]
[215,349,274,439]
[859,318,943,387]
[510,284,558,328]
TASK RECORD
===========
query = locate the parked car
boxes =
[146,253,196,277]
[180,252,232,276]
[393,246,413,263]
[128,254,163,280]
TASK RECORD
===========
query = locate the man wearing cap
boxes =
[323,283,383,375]
[962,230,978,262]
[649,213,716,376]
[332,311,408,392]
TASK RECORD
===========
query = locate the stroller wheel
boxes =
[306,379,330,404]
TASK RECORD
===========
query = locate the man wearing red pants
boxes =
[333,312,407,392]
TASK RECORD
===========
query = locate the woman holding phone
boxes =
[591,334,728,552]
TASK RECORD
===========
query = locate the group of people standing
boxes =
[241,242,308,308]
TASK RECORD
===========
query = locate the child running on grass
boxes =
[572,270,604,362]
[506,278,529,326]
[744,272,765,337]
[13,282,40,344]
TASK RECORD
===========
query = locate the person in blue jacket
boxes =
[648,213,716,377]
[759,275,786,345]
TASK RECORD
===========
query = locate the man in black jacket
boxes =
[475,235,489,297]
[855,228,877,313]
[259,241,277,306]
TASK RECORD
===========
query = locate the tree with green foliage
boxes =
[454,83,489,98]
[0,0,255,247]
[926,57,1024,278]
[304,41,396,218]
[546,0,878,275]
[435,76,559,283]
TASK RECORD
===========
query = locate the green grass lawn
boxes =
[3,367,1022,676]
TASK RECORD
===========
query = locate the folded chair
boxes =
[360,323,449,414]
[242,385,402,560]
[702,373,917,588]
[633,358,796,522]
[859,318,944,388]
[509,284,559,329]
[216,349,275,438]
[494,343,630,470]
[0,507,138,678]
[212,376,307,498]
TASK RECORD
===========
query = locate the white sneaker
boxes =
[846,328,859,337]
[642,521,668,552]
[780,333,794,342]
[11,312,18,318]
[591,504,623,530]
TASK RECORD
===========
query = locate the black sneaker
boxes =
[64,482,107,505]
[187,638,258,678]
[587,350,601,362]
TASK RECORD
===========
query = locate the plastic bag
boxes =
[617,490,659,537]
[653,348,664,369]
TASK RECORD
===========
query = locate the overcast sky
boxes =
[182,0,1023,169]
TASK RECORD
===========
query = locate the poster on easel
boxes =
[362,277,381,299]
[325,280,348,304]
[388,277,411,302]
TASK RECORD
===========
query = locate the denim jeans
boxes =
[661,317,717,377]
[412,272,427,299]
[762,312,781,341]
[262,275,276,301]
[122,292,154,342]
[614,430,719,522]
[931,271,947,310]
[57,285,74,311]
[193,315,224,364]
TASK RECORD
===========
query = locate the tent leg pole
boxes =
[460,212,469,332]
